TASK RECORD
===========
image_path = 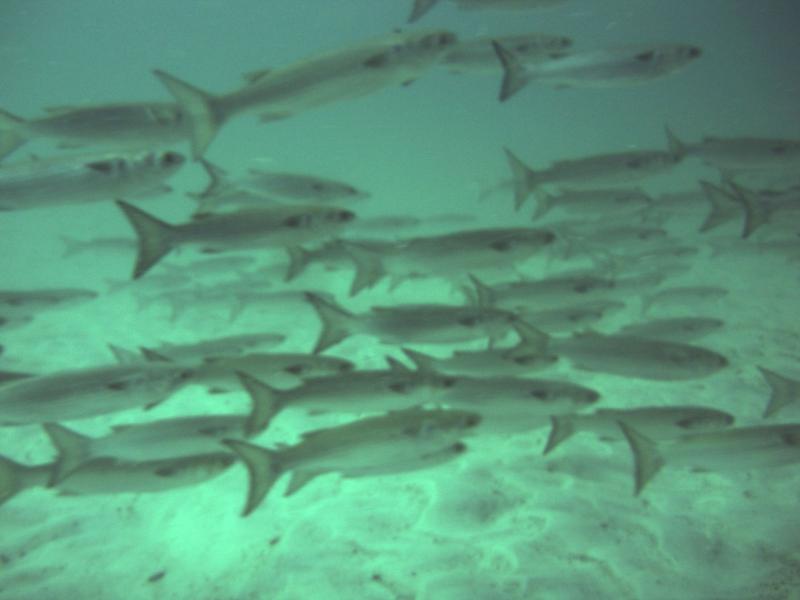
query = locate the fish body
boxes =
[0,102,189,159]
[0,150,184,211]
[224,407,479,515]
[116,200,356,278]
[617,317,724,343]
[155,30,457,157]
[442,33,572,73]
[686,136,800,171]
[0,363,194,425]
[532,187,652,220]
[552,331,728,380]
[0,288,98,318]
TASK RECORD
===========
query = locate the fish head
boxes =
[415,30,459,52]
[507,350,560,370]
[157,150,186,171]
[528,382,600,409]
[488,229,557,259]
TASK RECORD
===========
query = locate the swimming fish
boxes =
[116,200,356,278]
[0,288,98,318]
[154,30,457,157]
[441,33,572,74]
[0,150,184,211]
[758,366,800,418]
[0,363,194,425]
[617,317,724,343]
[0,102,189,160]
[493,41,701,101]
[223,406,479,515]
[543,406,735,455]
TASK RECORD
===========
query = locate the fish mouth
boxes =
[160,151,185,168]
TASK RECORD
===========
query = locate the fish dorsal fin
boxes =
[468,274,494,308]
[510,320,550,353]
[386,356,412,373]
[664,125,686,161]
[140,347,172,362]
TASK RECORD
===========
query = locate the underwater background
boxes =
[1,1,800,598]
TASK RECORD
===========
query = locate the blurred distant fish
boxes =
[153,30,457,157]
[0,149,184,211]
[503,137,683,210]
[641,285,728,314]
[115,200,356,278]
[542,405,735,455]
[305,292,518,353]
[409,0,566,23]
[0,362,194,425]
[619,422,800,496]
[0,288,97,319]
[0,102,189,160]
[110,332,286,365]
[441,33,572,74]
[190,159,369,215]
[531,187,652,221]
[552,331,728,381]
[223,407,479,515]
[617,317,724,343]
[679,133,800,171]
[493,42,702,101]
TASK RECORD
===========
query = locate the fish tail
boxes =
[115,200,178,279]
[408,0,440,22]
[304,292,358,354]
[152,69,223,159]
[41,423,92,486]
[222,439,282,517]
[0,108,28,160]
[0,454,30,507]
[492,41,531,102]
[503,148,538,211]
[729,183,769,239]
[234,371,285,436]
[341,241,386,296]
[698,180,741,233]
[617,421,665,496]
[285,245,314,282]
[542,415,577,455]
[758,366,800,418]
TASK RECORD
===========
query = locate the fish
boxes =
[617,317,724,343]
[233,358,459,428]
[153,30,458,157]
[681,134,800,171]
[304,292,519,354]
[402,320,559,377]
[531,187,652,221]
[0,102,190,160]
[115,200,356,278]
[520,300,626,333]
[284,238,393,284]
[408,0,566,22]
[0,288,98,318]
[503,134,684,210]
[543,406,735,455]
[341,227,557,295]
[493,41,702,101]
[468,271,659,313]
[223,406,480,515]
[757,366,800,418]
[40,381,276,485]
[619,422,800,496]
[640,285,728,314]
[0,451,235,507]
[551,331,729,381]
[190,159,369,214]
[0,149,184,211]
[145,333,287,362]
[441,33,572,74]
[0,363,195,425]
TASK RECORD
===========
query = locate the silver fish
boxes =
[154,30,457,157]
[503,135,683,210]
[552,331,729,381]
[641,285,729,314]
[0,288,97,318]
[0,150,184,211]
[305,292,518,354]
[617,317,724,343]
[683,134,800,171]
[223,406,480,515]
[0,363,194,425]
[115,200,356,278]
[543,405,735,455]
[0,102,189,160]
[758,366,800,418]
[531,187,652,221]
[620,422,800,496]
[494,42,701,101]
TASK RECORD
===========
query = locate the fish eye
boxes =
[86,160,115,174]
[513,355,536,366]
[635,50,655,62]
[453,442,467,453]
[457,316,479,327]
[541,231,556,244]
[179,369,195,381]
[771,145,787,155]
[337,210,355,222]
[285,364,307,375]
[161,151,184,167]
[285,214,309,228]
[339,361,355,372]
[530,389,549,400]
[514,43,531,52]
[585,391,600,403]
[441,377,457,388]
[688,47,702,58]
[464,414,481,427]
[389,382,409,394]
